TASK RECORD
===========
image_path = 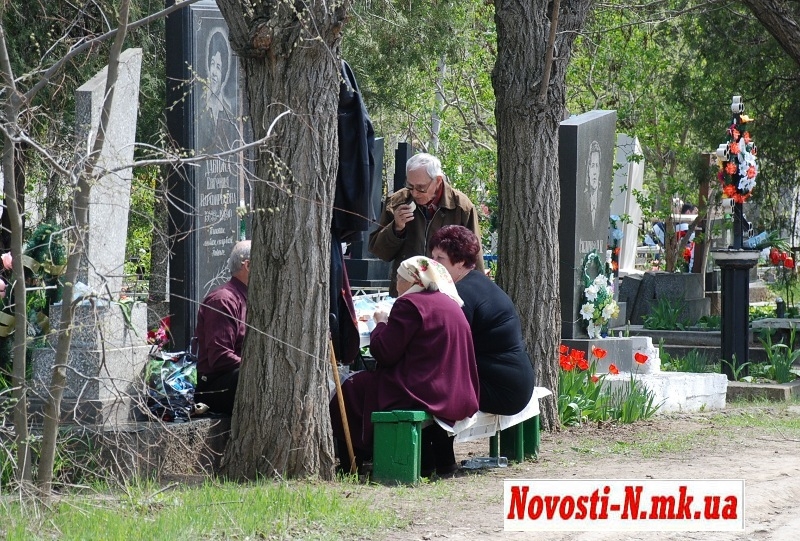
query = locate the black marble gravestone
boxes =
[166,0,247,347]
[558,110,618,339]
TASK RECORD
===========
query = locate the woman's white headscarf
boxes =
[396,256,464,306]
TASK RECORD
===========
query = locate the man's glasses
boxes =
[405,177,436,193]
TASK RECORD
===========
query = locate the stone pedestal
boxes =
[30,302,150,426]
[713,249,760,380]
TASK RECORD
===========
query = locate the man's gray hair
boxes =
[406,153,444,181]
[229,240,251,275]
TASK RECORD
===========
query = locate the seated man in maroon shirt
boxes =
[193,240,250,415]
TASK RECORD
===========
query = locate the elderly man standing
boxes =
[194,240,250,415]
[368,153,483,297]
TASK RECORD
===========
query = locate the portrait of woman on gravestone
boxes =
[584,140,601,227]
[203,27,234,129]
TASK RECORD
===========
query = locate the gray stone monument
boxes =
[610,134,644,273]
[75,48,142,298]
[166,0,246,347]
[558,110,617,339]
[31,48,149,426]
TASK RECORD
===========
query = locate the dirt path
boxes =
[369,404,800,541]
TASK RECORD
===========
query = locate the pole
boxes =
[329,341,357,474]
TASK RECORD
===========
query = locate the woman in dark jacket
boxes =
[430,225,536,415]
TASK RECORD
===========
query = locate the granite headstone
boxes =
[31,49,149,426]
[75,48,142,298]
[558,110,617,339]
[166,0,246,347]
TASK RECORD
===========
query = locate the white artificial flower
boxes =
[580,303,595,321]
[587,320,599,339]
[602,301,617,320]
[593,274,607,288]
[738,176,756,192]
[585,284,599,302]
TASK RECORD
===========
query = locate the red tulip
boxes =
[785,257,795,269]
[608,364,620,375]
[634,352,649,365]
[780,251,788,262]
[591,346,607,359]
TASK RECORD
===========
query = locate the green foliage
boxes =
[599,375,661,424]
[694,315,721,331]
[660,349,715,373]
[125,166,160,281]
[558,355,607,427]
[750,304,776,322]
[1,479,397,539]
[643,297,687,330]
[722,355,751,382]
[756,327,800,384]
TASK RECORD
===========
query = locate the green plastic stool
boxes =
[489,415,540,463]
[371,410,432,484]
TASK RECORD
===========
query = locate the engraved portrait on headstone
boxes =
[201,27,234,139]
[585,140,601,228]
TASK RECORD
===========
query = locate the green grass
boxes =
[0,479,399,541]
[709,406,800,431]
[565,429,701,459]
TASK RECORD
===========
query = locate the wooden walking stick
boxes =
[329,340,357,474]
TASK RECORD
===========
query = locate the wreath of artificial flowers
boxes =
[715,95,757,204]
[579,250,619,339]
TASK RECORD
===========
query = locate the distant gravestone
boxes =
[558,110,618,339]
[75,48,143,298]
[166,0,246,347]
[610,134,644,273]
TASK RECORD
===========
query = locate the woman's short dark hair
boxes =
[430,225,480,268]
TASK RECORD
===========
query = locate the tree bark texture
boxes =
[216,0,348,481]
[742,0,800,68]
[493,0,592,432]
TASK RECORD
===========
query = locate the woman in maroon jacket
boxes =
[331,256,479,476]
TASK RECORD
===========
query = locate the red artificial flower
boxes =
[611,261,619,272]
[634,352,649,365]
[683,247,692,263]
[785,257,795,269]
[614,247,621,255]
[591,346,607,359]
[590,375,599,384]
[733,192,749,204]
[725,162,737,175]
[747,165,756,179]
[770,249,780,265]
[608,364,620,375]
[731,127,740,140]
[577,358,589,371]
[723,184,737,198]
[677,230,687,239]
[780,251,788,262]
[743,132,751,144]
[729,141,740,155]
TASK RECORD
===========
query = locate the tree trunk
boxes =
[216,1,349,480]
[742,0,800,68]
[493,0,592,432]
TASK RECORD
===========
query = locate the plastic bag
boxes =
[145,348,197,422]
